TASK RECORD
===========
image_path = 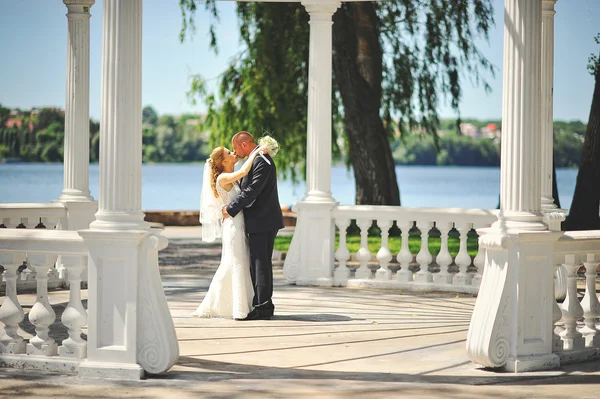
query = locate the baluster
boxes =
[554,264,567,301]
[334,218,350,286]
[580,254,600,348]
[0,253,27,354]
[375,219,393,280]
[471,224,484,288]
[552,263,565,352]
[414,221,433,283]
[355,218,372,279]
[396,220,413,282]
[19,218,29,229]
[560,254,585,350]
[453,222,473,286]
[59,255,88,358]
[26,254,58,356]
[20,257,36,283]
[433,222,453,285]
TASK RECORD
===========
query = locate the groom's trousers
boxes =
[248,229,277,316]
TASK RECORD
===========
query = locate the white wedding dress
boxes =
[192,181,254,319]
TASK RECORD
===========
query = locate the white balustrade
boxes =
[552,263,564,352]
[0,253,27,354]
[0,203,67,230]
[26,254,59,356]
[375,219,393,280]
[396,220,413,282]
[355,218,372,279]
[332,206,497,293]
[453,222,473,286]
[414,221,433,283]
[580,254,600,347]
[559,254,585,351]
[333,218,351,286]
[59,255,88,358]
[0,229,89,371]
[553,231,600,358]
[434,222,453,284]
[471,222,486,288]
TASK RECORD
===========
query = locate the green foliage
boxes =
[588,33,600,76]
[393,132,500,166]
[392,119,586,167]
[0,104,210,164]
[179,1,496,184]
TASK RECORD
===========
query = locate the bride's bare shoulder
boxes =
[216,174,233,192]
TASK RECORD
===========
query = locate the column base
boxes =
[491,212,548,233]
[79,361,144,380]
[504,353,560,373]
[283,200,337,283]
[467,227,563,370]
[57,190,94,203]
[52,199,98,231]
[90,210,149,231]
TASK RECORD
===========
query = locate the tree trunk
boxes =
[552,157,561,209]
[563,63,600,230]
[332,3,401,206]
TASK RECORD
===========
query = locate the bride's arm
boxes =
[218,145,268,187]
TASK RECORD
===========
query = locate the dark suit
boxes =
[227,151,284,316]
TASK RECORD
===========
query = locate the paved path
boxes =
[1,226,600,398]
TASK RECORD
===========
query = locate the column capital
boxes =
[542,0,556,16]
[302,1,341,20]
[64,0,94,16]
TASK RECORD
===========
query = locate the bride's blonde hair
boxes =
[208,147,226,198]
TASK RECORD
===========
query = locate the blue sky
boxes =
[0,0,598,122]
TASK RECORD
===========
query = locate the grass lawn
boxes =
[275,233,480,257]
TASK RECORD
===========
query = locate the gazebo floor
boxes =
[0,227,599,398]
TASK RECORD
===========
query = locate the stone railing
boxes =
[0,203,67,230]
[552,230,600,363]
[0,203,69,293]
[0,202,97,289]
[0,227,178,377]
[332,206,499,294]
[0,229,89,372]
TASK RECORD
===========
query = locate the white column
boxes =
[496,0,545,232]
[540,0,566,232]
[60,0,94,202]
[283,0,341,287]
[303,1,338,203]
[80,0,178,379]
[90,0,148,231]
[540,0,556,212]
[466,0,563,373]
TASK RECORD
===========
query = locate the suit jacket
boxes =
[226,152,284,234]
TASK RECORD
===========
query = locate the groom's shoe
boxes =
[235,309,271,321]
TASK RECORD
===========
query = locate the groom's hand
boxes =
[221,206,231,219]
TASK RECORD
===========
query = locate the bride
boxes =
[192,144,268,319]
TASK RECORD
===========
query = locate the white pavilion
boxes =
[0,0,599,378]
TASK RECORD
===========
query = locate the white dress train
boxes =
[192,182,254,319]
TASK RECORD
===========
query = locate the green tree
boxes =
[143,105,159,126]
[564,34,600,230]
[180,0,495,205]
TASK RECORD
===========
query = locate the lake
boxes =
[0,163,578,212]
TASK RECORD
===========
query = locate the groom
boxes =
[222,131,284,321]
